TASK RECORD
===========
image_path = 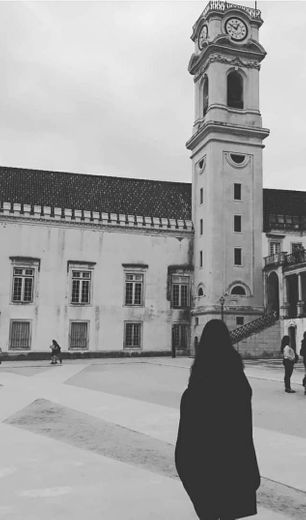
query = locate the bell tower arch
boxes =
[187,2,270,336]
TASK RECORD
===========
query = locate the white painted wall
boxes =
[0,218,193,353]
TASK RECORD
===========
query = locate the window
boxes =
[200,250,203,268]
[227,71,243,109]
[292,242,303,254]
[234,183,241,200]
[198,286,204,297]
[236,316,244,326]
[234,215,241,232]
[234,248,242,266]
[200,188,203,204]
[12,267,34,303]
[231,285,246,295]
[9,320,31,349]
[69,321,88,349]
[171,275,190,308]
[125,273,144,306]
[172,324,188,350]
[230,153,245,164]
[203,76,209,116]
[124,322,142,348]
[269,241,281,255]
[71,270,91,304]
[200,218,203,235]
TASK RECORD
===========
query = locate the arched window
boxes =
[203,76,209,116]
[231,285,246,295]
[198,287,204,297]
[227,71,243,109]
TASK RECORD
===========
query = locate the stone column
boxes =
[297,273,304,317]
[281,276,290,318]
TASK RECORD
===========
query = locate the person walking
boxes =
[300,331,306,394]
[281,335,296,393]
[175,319,260,520]
[49,339,62,365]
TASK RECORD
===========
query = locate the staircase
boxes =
[230,312,281,358]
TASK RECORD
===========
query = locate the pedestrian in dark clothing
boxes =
[50,339,62,365]
[281,335,296,393]
[300,332,306,394]
[175,319,260,520]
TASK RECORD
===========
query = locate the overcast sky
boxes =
[0,1,305,190]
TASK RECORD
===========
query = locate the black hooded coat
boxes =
[175,320,260,519]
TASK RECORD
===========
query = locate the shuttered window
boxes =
[69,322,88,349]
[10,321,31,349]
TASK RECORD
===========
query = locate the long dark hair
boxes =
[52,339,60,348]
[189,319,243,386]
[280,335,290,352]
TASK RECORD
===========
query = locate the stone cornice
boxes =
[0,202,193,235]
[189,39,266,78]
[186,121,270,151]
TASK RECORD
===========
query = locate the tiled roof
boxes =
[263,188,306,215]
[263,188,306,230]
[0,166,192,220]
[1,167,305,225]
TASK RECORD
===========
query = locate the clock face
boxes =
[198,25,208,49]
[225,17,248,41]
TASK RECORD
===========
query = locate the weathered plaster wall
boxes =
[0,218,193,353]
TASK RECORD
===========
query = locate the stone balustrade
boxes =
[0,202,193,232]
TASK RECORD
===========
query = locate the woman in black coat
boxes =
[175,319,260,520]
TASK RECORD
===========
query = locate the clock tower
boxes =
[187,1,270,340]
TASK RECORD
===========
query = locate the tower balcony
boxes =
[202,1,262,21]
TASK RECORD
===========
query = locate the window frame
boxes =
[234,248,242,266]
[172,323,189,351]
[171,274,190,309]
[234,183,241,200]
[124,270,145,307]
[123,321,142,349]
[10,258,40,305]
[9,319,32,350]
[234,215,242,233]
[269,241,281,256]
[68,262,95,306]
[70,269,92,305]
[69,320,89,350]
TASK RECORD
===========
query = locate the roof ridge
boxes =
[0,165,191,187]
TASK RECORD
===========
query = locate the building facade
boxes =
[0,1,306,357]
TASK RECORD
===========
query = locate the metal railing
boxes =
[202,1,262,20]
[230,312,278,344]
[265,249,306,269]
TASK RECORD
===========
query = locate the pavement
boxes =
[0,357,305,519]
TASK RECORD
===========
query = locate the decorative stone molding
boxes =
[195,54,260,80]
[0,201,193,233]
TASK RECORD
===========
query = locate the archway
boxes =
[267,272,279,316]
